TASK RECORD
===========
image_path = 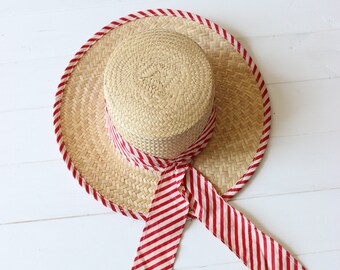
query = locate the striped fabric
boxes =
[132,165,190,269]
[105,104,305,270]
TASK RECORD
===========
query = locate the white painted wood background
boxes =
[1,0,340,269]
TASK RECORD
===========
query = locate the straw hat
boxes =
[52,9,310,270]
[54,10,270,217]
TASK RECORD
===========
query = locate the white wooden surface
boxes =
[1,0,340,269]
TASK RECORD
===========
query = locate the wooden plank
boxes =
[269,78,340,137]
[0,58,69,112]
[0,160,110,225]
[1,33,339,111]
[1,130,339,224]
[1,2,340,79]
[1,189,338,269]
[0,108,58,165]
[2,75,340,165]
[0,213,142,270]
[1,0,339,38]
[177,249,340,269]
[239,29,340,84]
[238,130,340,199]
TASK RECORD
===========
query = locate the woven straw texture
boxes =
[60,16,263,214]
[104,30,214,159]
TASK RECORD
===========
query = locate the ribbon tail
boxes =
[132,166,190,270]
[186,166,306,270]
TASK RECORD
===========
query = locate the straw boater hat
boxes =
[53,9,305,270]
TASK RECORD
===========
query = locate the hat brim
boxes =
[53,9,271,219]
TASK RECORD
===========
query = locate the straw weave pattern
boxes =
[53,9,271,218]
[104,30,214,159]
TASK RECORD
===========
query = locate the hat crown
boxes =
[104,30,214,159]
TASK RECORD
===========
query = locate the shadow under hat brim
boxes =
[54,11,270,216]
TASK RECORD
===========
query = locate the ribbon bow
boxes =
[105,105,305,270]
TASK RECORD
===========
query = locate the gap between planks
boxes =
[1,187,339,227]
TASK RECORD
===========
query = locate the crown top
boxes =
[104,30,214,159]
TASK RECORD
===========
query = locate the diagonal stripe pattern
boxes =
[132,165,190,270]
[185,167,305,270]
[105,103,305,270]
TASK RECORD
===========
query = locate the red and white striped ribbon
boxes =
[105,104,305,270]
